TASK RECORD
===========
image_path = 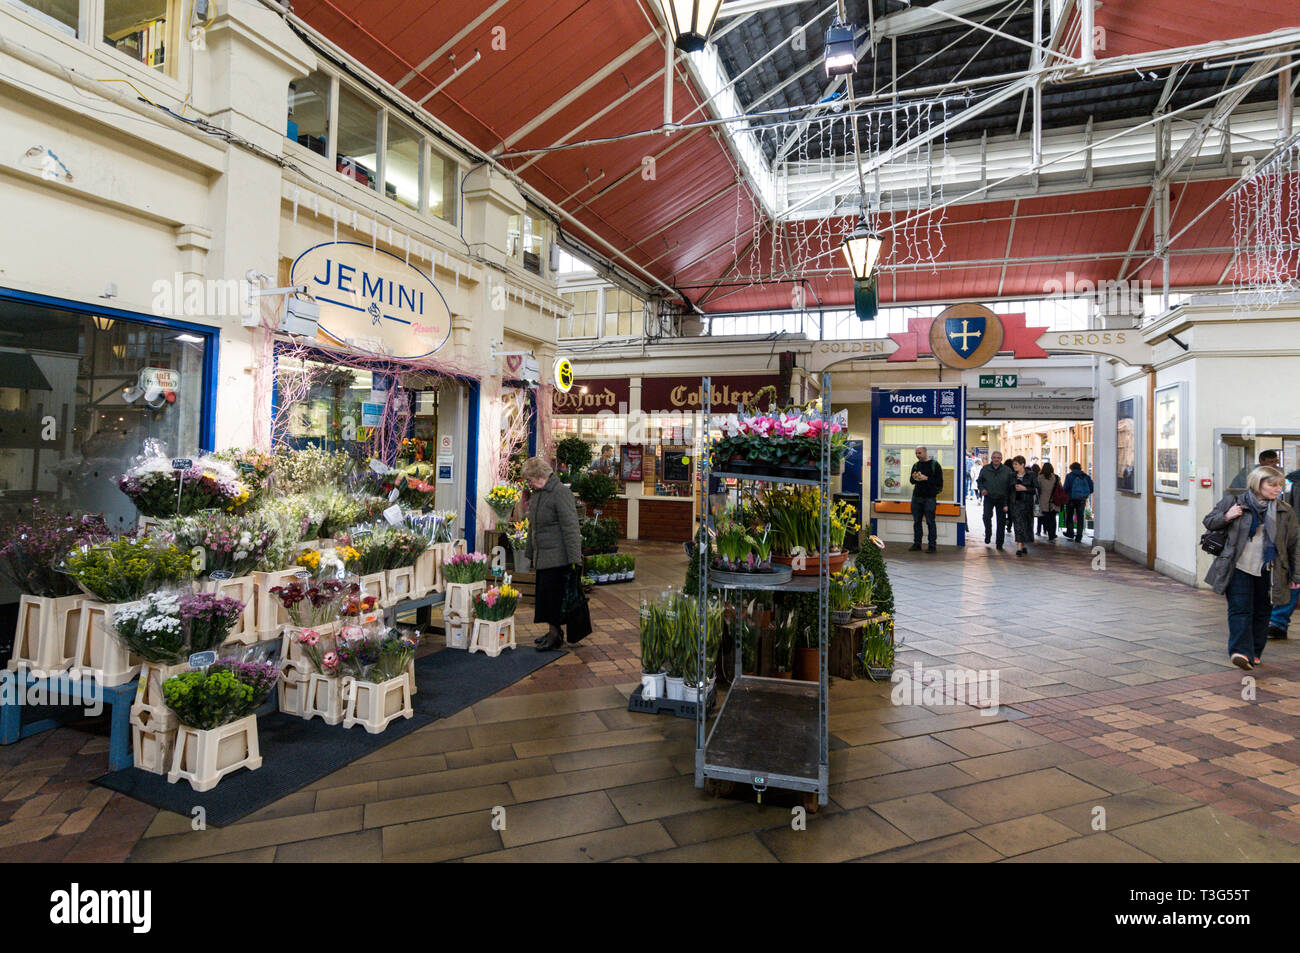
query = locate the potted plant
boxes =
[852,567,875,618]
[829,499,860,553]
[470,584,520,657]
[574,471,619,513]
[506,519,531,572]
[337,627,418,732]
[663,594,685,700]
[163,659,278,791]
[829,569,855,626]
[581,573,596,594]
[854,535,895,616]
[638,595,667,700]
[683,601,722,704]
[861,615,895,681]
[556,436,594,478]
[771,606,796,678]
[760,487,850,576]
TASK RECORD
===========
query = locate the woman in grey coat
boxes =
[1036,462,1061,541]
[523,457,591,651]
[1203,466,1300,670]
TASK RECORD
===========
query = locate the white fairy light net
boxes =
[1229,137,1300,307]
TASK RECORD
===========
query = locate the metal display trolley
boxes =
[694,373,832,809]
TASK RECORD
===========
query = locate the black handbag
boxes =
[559,565,587,619]
[1200,496,1238,555]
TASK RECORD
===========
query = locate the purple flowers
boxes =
[0,501,110,598]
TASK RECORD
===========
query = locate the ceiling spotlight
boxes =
[175,334,204,344]
[824,17,857,77]
[664,0,723,54]
[122,385,143,404]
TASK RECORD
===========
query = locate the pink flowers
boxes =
[322,651,340,673]
[298,629,320,646]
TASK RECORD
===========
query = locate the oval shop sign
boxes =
[290,242,452,358]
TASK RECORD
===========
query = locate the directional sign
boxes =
[978,374,1018,389]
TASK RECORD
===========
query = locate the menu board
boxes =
[661,447,692,483]
[880,448,905,497]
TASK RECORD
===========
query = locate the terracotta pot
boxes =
[793,647,819,682]
[772,669,793,679]
[752,609,772,628]
[773,550,850,577]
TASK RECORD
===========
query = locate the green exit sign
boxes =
[979,374,1018,389]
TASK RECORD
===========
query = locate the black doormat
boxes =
[93,645,562,827]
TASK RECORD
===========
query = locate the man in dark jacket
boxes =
[1269,467,1300,639]
[909,446,943,552]
[1062,462,1094,542]
[977,451,1014,549]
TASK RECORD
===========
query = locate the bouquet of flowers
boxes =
[296,545,360,578]
[829,499,860,552]
[162,659,279,730]
[344,531,392,576]
[473,584,518,622]
[210,448,274,504]
[443,551,489,584]
[405,510,457,545]
[268,578,357,628]
[505,520,529,552]
[382,529,428,569]
[0,501,110,598]
[111,591,245,663]
[362,470,436,510]
[270,447,355,495]
[62,536,196,603]
[291,628,341,675]
[118,455,251,518]
[336,627,418,682]
[485,484,522,521]
[164,511,277,578]
[341,592,379,617]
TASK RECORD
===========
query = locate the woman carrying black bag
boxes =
[523,457,592,651]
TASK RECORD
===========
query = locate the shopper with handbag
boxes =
[1062,462,1093,542]
[1009,456,1035,557]
[523,457,592,651]
[1036,463,1063,541]
[1268,466,1300,640]
[1202,466,1300,670]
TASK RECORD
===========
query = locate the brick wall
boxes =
[599,498,628,538]
[639,499,693,542]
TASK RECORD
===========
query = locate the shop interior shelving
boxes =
[694,373,831,808]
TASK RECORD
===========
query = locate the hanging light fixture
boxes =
[664,0,724,53]
[91,315,115,332]
[841,215,882,280]
[824,17,857,77]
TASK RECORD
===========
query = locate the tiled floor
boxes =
[4,534,1300,862]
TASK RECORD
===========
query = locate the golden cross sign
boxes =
[950,319,982,351]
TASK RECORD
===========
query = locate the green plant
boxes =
[854,539,894,616]
[161,660,278,730]
[829,570,854,612]
[771,606,797,673]
[574,471,618,508]
[862,616,895,677]
[639,596,666,674]
[63,536,196,603]
[579,517,618,554]
[556,436,593,474]
[853,567,874,606]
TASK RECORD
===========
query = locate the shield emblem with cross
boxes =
[945,316,985,359]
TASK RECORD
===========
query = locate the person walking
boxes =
[1037,462,1062,541]
[1062,462,1094,542]
[1009,455,1035,557]
[1268,465,1300,640]
[1203,466,1300,669]
[523,457,592,651]
[977,451,1014,549]
[909,445,943,553]
[1231,449,1280,493]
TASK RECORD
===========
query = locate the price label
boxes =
[209,570,234,581]
[171,458,193,470]
[383,504,404,527]
[238,462,256,474]
[188,650,217,668]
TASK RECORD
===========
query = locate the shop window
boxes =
[506,214,521,260]
[605,289,643,338]
[560,290,598,339]
[384,117,422,211]
[104,0,174,75]
[336,84,381,192]
[277,358,373,456]
[288,70,331,158]
[6,0,79,36]
[523,212,544,275]
[428,149,457,224]
[0,299,208,598]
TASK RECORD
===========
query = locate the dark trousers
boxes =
[982,496,1007,546]
[1039,510,1057,539]
[1064,500,1087,540]
[1226,567,1272,660]
[912,496,937,547]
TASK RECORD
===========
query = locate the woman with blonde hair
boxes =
[522,456,591,650]
[1203,465,1300,669]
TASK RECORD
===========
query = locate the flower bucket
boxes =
[851,605,873,619]
[72,601,141,687]
[10,594,82,677]
[469,617,516,658]
[830,609,853,625]
[665,675,685,701]
[794,647,820,681]
[167,715,262,792]
[413,548,437,598]
[304,672,344,725]
[342,675,413,734]
[252,568,304,637]
[386,566,416,603]
[277,666,310,718]
[640,671,666,700]
[513,549,532,573]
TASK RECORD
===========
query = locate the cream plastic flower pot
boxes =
[304,673,345,725]
[131,661,190,732]
[132,722,177,775]
[252,569,305,638]
[168,715,262,792]
[444,581,485,619]
[277,666,311,718]
[198,575,257,645]
[72,602,141,687]
[665,676,685,701]
[341,675,413,734]
[469,617,516,658]
[9,594,82,677]
[640,672,666,700]
[359,572,388,608]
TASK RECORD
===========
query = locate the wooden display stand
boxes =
[71,602,141,687]
[341,675,412,733]
[831,613,893,681]
[9,594,82,677]
[469,617,516,658]
[168,715,262,792]
[198,575,257,645]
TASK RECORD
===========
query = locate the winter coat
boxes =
[527,474,583,571]
[1202,492,1300,604]
[977,463,1016,501]
[1037,474,1062,513]
[1064,469,1094,500]
[1288,469,1300,514]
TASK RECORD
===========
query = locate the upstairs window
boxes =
[336,85,380,193]
[104,0,174,76]
[429,149,457,224]
[288,70,331,158]
[384,117,421,211]
[7,0,79,36]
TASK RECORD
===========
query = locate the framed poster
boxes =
[1116,395,1141,494]
[1154,382,1187,499]
[621,445,644,482]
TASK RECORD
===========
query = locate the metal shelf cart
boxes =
[694,373,832,808]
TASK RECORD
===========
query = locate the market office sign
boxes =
[641,375,780,414]
[291,242,452,358]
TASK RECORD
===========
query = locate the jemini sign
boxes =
[291,242,451,358]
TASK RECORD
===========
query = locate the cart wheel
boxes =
[704,779,735,798]
[802,792,821,815]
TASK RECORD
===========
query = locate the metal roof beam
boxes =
[873,0,1013,38]
[1157,55,1278,183]
[718,0,807,19]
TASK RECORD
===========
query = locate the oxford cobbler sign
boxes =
[291,242,452,358]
